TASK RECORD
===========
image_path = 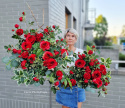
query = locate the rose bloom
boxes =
[43,51,53,60]
[92,70,102,79]
[44,28,49,34]
[13,49,18,54]
[58,76,62,81]
[16,29,23,36]
[70,70,74,74]
[56,40,59,43]
[92,45,95,48]
[26,35,36,44]
[83,72,91,80]
[52,25,55,29]
[19,17,23,22]
[24,33,31,38]
[17,49,22,54]
[28,54,36,64]
[15,24,19,28]
[54,50,59,55]
[21,41,32,51]
[21,51,29,59]
[35,33,43,42]
[100,64,106,71]
[75,59,86,68]
[60,48,69,56]
[21,60,27,69]
[56,70,63,76]
[84,79,88,83]
[40,40,50,51]
[92,78,102,88]
[88,50,93,55]
[85,66,91,73]
[43,58,58,69]
[54,81,59,86]
[70,79,76,86]
[78,54,86,59]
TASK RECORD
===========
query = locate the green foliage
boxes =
[119,53,125,67]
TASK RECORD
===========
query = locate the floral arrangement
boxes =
[58,45,112,97]
[1,9,112,97]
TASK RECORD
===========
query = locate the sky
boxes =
[89,0,125,36]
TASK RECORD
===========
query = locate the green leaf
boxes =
[64,79,67,86]
[101,57,105,62]
[20,77,25,83]
[45,70,51,75]
[6,64,11,70]
[86,45,92,51]
[2,57,10,63]
[11,60,19,67]
[12,34,21,39]
[23,30,29,34]
[36,49,43,57]
[4,46,8,49]
[34,82,40,87]
[23,71,28,77]
[14,70,19,75]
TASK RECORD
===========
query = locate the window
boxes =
[65,7,71,29]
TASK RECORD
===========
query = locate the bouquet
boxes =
[1,11,74,93]
[1,8,112,97]
[58,45,112,97]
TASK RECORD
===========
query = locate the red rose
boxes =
[70,70,74,74]
[102,70,107,75]
[75,59,86,68]
[70,79,76,86]
[43,51,53,60]
[13,49,18,54]
[28,54,36,64]
[15,24,19,28]
[18,55,21,58]
[12,29,15,31]
[44,28,49,34]
[56,70,63,76]
[92,45,95,48]
[24,33,30,38]
[50,30,53,32]
[21,51,29,59]
[61,38,63,41]
[56,40,59,43]
[22,12,25,15]
[54,51,59,56]
[17,49,22,54]
[33,77,39,82]
[8,48,11,51]
[40,40,50,51]
[58,76,62,81]
[21,60,27,69]
[43,58,58,69]
[60,49,68,57]
[35,33,43,42]
[21,41,32,51]
[19,17,23,22]
[88,50,93,55]
[26,35,36,44]
[85,66,91,73]
[92,70,101,79]
[52,25,55,29]
[104,82,108,86]
[89,61,94,66]
[54,81,59,86]
[78,54,86,59]
[84,79,88,83]
[83,73,91,80]
[16,29,23,36]
[100,64,106,71]
[92,78,102,88]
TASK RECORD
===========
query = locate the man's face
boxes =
[64,32,77,45]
